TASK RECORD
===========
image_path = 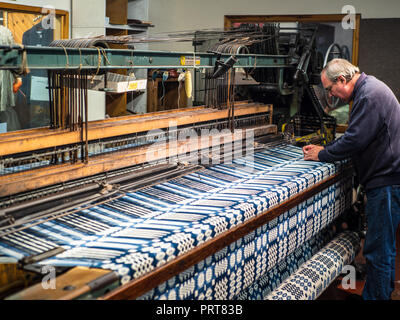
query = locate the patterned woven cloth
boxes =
[0,143,353,299]
[265,231,360,300]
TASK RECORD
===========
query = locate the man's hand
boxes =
[302,144,324,161]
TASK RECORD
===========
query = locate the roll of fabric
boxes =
[265,231,360,300]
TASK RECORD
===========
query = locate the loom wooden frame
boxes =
[0,103,273,196]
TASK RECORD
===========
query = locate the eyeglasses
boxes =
[324,78,338,94]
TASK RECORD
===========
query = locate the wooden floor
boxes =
[318,227,400,300]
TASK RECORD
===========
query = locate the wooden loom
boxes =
[0,25,359,300]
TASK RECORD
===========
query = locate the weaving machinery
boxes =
[0,24,361,300]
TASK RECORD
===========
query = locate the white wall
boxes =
[148,0,400,51]
[149,0,400,31]
[71,0,105,38]
[4,0,400,39]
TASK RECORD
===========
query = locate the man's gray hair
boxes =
[322,58,360,82]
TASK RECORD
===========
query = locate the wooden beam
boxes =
[0,125,276,196]
[352,14,361,66]
[224,14,357,29]
[6,267,115,300]
[0,104,272,156]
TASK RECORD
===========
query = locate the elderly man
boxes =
[303,58,400,300]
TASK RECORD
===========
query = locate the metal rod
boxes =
[0,45,290,71]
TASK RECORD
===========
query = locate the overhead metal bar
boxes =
[0,45,290,71]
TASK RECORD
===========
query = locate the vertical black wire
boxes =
[74,73,78,132]
[79,70,84,161]
[55,72,59,129]
[84,70,89,164]
[60,72,64,129]
[48,70,54,129]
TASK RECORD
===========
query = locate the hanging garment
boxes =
[0,26,16,112]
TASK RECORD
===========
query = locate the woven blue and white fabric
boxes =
[136,181,352,300]
[265,231,360,300]
[0,143,353,299]
[236,228,335,300]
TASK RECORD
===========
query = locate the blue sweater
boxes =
[318,72,400,190]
